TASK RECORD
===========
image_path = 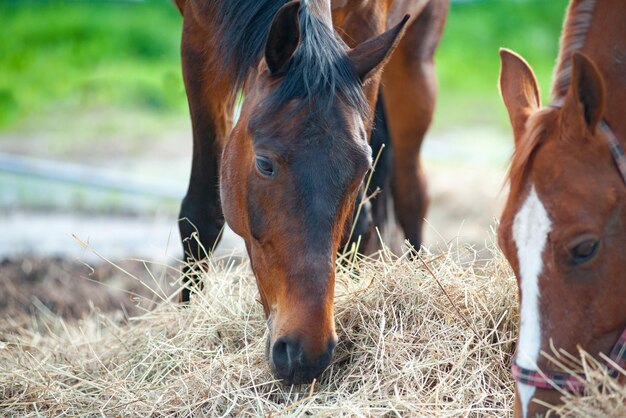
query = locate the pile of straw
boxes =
[1,243,624,416]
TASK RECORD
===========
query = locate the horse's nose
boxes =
[270,336,336,384]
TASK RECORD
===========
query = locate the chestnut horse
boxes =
[499,0,626,416]
[175,0,448,384]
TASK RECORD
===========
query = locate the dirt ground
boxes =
[0,256,176,328]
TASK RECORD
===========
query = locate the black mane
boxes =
[213,0,368,117]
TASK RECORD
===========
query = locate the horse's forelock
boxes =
[265,4,368,120]
[507,109,558,194]
[212,0,368,121]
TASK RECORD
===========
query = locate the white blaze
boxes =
[512,185,552,417]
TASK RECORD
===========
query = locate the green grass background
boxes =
[0,0,185,130]
[0,0,569,132]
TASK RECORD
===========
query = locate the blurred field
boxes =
[0,0,568,132]
[0,2,572,277]
[435,0,568,127]
[0,0,569,228]
[0,0,185,130]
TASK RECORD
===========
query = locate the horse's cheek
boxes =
[220,150,248,238]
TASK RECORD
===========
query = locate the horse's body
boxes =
[498,0,626,416]
[333,0,448,253]
[176,0,448,384]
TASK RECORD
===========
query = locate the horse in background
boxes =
[498,0,626,415]
[175,0,448,384]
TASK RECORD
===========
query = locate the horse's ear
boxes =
[562,52,605,132]
[347,15,410,84]
[265,0,301,75]
[499,48,541,143]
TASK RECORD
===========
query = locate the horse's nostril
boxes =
[271,337,300,380]
[270,336,335,384]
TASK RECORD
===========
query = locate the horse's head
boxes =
[220,1,407,384]
[499,49,626,416]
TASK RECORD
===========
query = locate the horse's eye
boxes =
[568,238,599,265]
[255,156,275,177]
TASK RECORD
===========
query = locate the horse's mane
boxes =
[551,0,597,99]
[507,108,558,193]
[213,0,368,117]
[507,0,596,190]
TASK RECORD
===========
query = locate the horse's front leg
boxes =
[178,3,237,302]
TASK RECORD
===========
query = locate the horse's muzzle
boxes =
[269,335,336,385]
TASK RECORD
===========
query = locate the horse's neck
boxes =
[583,0,626,137]
[554,0,626,140]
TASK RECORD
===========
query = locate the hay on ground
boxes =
[0,242,624,416]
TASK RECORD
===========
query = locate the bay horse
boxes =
[174,0,448,384]
[498,0,626,415]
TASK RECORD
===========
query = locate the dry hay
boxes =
[0,242,624,416]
